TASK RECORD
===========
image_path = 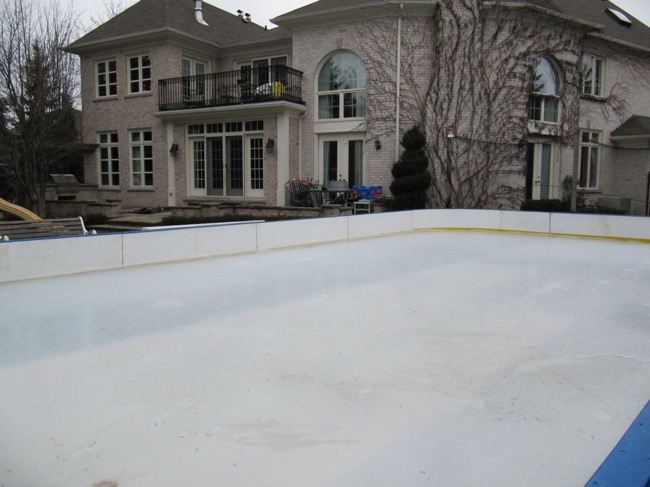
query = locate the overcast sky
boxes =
[73,0,650,34]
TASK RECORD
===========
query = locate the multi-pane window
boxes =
[250,138,264,190]
[98,132,119,187]
[129,55,151,94]
[130,130,153,187]
[182,58,206,98]
[96,60,117,97]
[530,56,560,123]
[318,52,367,119]
[582,55,604,97]
[193,140,206,189]
[579,131,600,189]
[239,56,288,87]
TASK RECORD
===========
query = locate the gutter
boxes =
[271,0,436,27]
[482,2,604,31]
[395,3,403,163]
[609,134,650,143]
[588,33,650,54]
[64,28,223,54]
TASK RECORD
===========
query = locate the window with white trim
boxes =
[250,137,264,190]
[239,56,288,87]
[129,55,151,94]
[582,55,604,97]
[96,60,117,97]
[98,132,119,187]
[187,121,264,197]
[130,130,153,187]
[182,58,207,98]
[579,131,600,189]
[529,56,560,123]
[317,52,367,120]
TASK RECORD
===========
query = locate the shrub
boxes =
[389,125,432,210]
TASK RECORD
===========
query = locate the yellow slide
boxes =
[0,197,41,221]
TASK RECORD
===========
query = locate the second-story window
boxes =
[579,131,600,189]
[529,56,560,124]
[318,52,367,120]
[182,58,207,98]
[96,60,117,97]
[129,55,151,94]
[582,55,604,97]
[130,130,153,187]
[239,57,288,87]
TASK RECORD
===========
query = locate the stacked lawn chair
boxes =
[285,179,324,207]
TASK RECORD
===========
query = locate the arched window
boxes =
[529,56,560,123]
[317,52,367,119]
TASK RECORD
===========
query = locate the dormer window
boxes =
[529,56,559,124]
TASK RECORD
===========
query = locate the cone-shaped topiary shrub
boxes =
[389,125,432,210]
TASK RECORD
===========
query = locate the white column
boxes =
[276,112,290,206]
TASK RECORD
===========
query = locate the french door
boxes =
[193,135,263,197]
[319,134,365,187]
[526,142,555,200]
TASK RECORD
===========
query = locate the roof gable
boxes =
[611,115,650,138]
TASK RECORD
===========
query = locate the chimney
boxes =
[245,13,251,23]
[194,0,209,26]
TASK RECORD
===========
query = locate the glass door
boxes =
[226,136,244,196]
[207,138,223,196]
[526,142,554,200]
[319,134,365,187]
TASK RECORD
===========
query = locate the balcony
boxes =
[158,65,304,111]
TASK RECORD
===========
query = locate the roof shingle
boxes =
[67,0,286,51]
[273,0,650,51]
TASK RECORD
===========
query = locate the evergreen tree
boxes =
[389,125,432,210]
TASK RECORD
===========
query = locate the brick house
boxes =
[66,0,650,215]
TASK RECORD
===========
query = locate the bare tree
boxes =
[88,0,128,30]
[360,0,637,209]
[0,0,80,215]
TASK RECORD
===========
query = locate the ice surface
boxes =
[1,231,649,486]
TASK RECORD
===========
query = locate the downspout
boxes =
[395,3,403,162]
[646,171,650,216]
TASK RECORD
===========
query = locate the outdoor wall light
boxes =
[445,126,456,138]
[169,143,179,157]
[265,138,275,154]
[375,138,381,150]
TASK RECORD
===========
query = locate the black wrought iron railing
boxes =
[158,65,304,111]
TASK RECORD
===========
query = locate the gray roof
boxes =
[513,0,650,50]
[611,115,650,137]
[274,0,650,51]
[67,0,290,52]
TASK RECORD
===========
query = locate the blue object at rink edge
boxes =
[585,400,650,486]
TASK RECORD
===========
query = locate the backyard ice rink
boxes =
[1,230,649,486]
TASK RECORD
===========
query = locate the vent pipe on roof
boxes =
[194,0,209,26]
[237,10,251,23]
